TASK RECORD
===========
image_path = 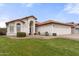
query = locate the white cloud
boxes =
[0,15,11,28]
[64,3,79,14]
[22,3,34,7]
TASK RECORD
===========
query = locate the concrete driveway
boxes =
[58,34,79,40]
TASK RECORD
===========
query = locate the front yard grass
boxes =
[0,36,79,56]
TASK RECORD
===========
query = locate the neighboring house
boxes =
[75,24,79,34]
[67,22,79,34]
[6,16,78,36]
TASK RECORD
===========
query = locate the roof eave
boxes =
[6,20,25,25]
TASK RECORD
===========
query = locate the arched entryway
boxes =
[29,21,34,35]
[16,23,21,32]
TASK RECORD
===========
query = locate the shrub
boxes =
[52,33,57,36]
[34,33,37,35]
[29,33,31,35]
[38,32,40,35]
[45,32,49,36]
[0,28,6,35]
[17,32,26,37]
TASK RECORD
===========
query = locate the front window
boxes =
[16,23,21,32]
[10,25,14,33]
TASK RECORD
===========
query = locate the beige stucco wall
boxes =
[37,24,53,35]
[7,23,15,36]
[37,24,72,36]
[7,21,25,36]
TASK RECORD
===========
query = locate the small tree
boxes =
[38,32,40,35]
[52,33,57,36]
[34,33,37,35]
[45,32,49,36]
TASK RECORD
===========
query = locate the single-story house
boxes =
[6,16,79,36]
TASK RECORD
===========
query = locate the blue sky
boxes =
[0,3,79,28]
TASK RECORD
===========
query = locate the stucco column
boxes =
[14,23,17,36]
[33,21,35,34]
[6,24,9,36]
[30,20,35,35]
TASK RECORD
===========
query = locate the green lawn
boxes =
[0,36,79,56]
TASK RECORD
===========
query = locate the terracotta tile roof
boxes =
[66,22,79,28]
[36,20,73,27]
[6,16,37,24]
[35,21,42,25]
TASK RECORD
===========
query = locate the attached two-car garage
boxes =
[75,28,79,34]
[53,24,71,35]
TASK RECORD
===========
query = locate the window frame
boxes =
[9,25,14,33]
[16,23,21,32]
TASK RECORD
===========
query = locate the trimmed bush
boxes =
[17,32,26,37]
[38,32,40,35]
[52,33,57,36]
[29,33,31,35]
[45,32,49,36]
[34,33,37,35]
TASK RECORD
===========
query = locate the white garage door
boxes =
[75,28,79,34]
